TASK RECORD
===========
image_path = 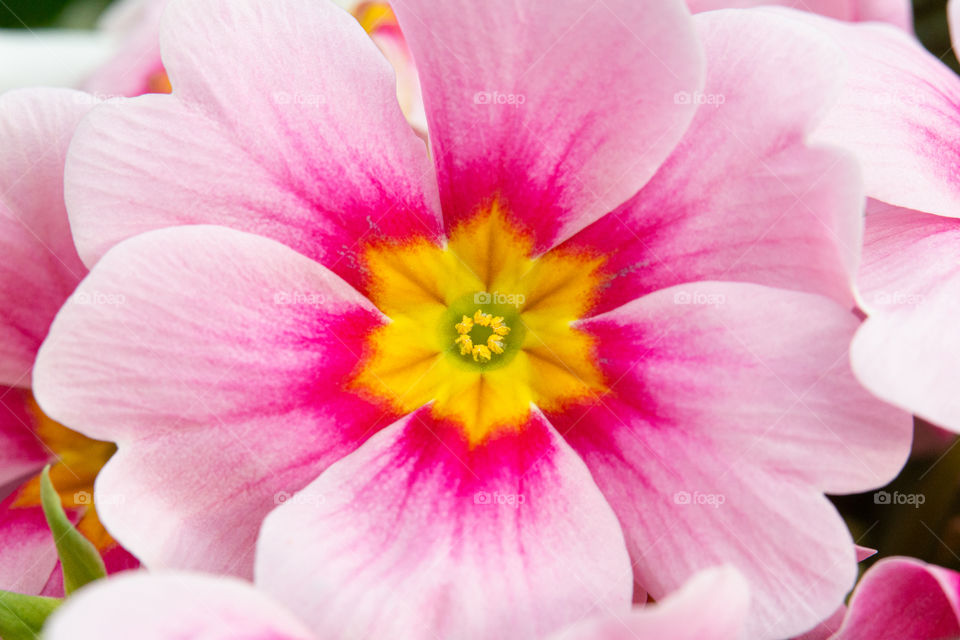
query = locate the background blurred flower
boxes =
[796,5,960,434]
[687,0,913,30]
[80,0,169,97]
[797,557,960,639]
[0,88,137,595]
[43,566,751,640]
[0,0,424,129]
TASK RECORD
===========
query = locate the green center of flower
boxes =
[455,309,510,362]
[352,207,606,444]
[439,292,526,371]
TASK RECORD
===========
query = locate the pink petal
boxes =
[852,269,960,432]
[792,606,846,640]
[849,201,960,428]
[807,14,960,218]
[848,0,913,27]
[563,9,862,314]
[66,0,441,291]
[391,0,704,251]
[44,571,315,640]
[686,0,912,30]
[40,540,140,598]
[34,226,397,577]
[857,200,960,313]
[0,494,58,594]
[38,562,64,597]
[0,89,91,387]
[99,540,141,574]
[549,282,911,638]
[256,408,632,640]
[833,557,960,639]
[952,0,960,53]
[369,22,426,134]
[0,387,48,487]
[81,0,168,97]
[855,546,878,562]
[548,566,750,640]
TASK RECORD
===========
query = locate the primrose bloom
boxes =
[794,557,960,640]
[78,0,172,97]
[35,0,911,637]
[0,89,136,594]
[44,566,750,640]
[345,1,425,132]
[787,2,960,433]
[686,0,912,29]
[84,0,422,127]
[0,0,168,95]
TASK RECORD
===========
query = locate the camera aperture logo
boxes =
[874,490,925,509]
[474,491,525,508]
[474,291,525,308]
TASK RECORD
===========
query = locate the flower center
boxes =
[455,310,510,362]
[439,291,527,372]
[351,205,608,445]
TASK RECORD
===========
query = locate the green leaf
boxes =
[39,465,106,595]
[0,590,60,639]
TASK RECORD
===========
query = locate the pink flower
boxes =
[347,2,425,133]
[44,571,317,640]
[795,557,960,640]
[84,0,423,129]
[81,0,172,97]
[685,0,912,30]
[791,4,960,433]
[43,566,750,640]
[34,0,911,637]
[0,89,137,594]
[548,566,751,640]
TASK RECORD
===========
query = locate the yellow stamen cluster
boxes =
[454,309,511,362]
